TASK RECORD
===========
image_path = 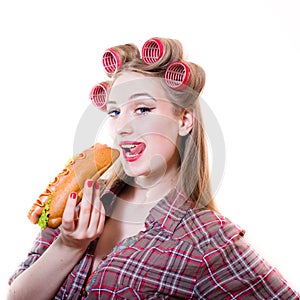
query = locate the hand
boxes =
[60,179,106,250]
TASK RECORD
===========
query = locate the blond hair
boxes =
[101,37,218,212]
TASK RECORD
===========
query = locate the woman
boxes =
[8,38,299,299]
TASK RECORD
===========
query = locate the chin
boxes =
[123,166,151,178]
[121,152,172,180]
[121,159,152,178]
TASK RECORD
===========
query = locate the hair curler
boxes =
[102,49,122,74]
[89,82,109,110]
[164,61,190,90]
[141,38,164,65]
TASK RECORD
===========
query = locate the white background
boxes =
[1,0,299,297]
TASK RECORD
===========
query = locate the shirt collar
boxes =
[145,188,194,233]
[100,180,125,216]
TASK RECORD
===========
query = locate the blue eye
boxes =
[135,107,155,115]
[108,109,120,118]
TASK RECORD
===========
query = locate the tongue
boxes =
[130,144,145,155]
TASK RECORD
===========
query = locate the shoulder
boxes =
[173,209,245,253]
[188,211,300,298]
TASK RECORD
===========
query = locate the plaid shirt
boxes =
[9,187,299,299]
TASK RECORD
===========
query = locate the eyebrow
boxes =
[129,93,156,101]
[107,93,157,105]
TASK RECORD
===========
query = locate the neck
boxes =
[113,173,177,224]
[122,166,178,204]
[134,162,179,189]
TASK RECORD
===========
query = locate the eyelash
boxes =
[135,107,155,115]
[107,109,120,118]
[107,107,155,118]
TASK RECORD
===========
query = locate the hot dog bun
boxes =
[27,143,119,229]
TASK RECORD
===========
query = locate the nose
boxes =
[116,114,134,136]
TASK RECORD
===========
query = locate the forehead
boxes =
[108,72,168,103]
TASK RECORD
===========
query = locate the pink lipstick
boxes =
[120,141,146,162]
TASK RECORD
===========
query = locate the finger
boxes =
[88,181,102,231]
[74,204,80,221]
[77,179,94,228]
[97,201,106,235]
[62,192,77,231]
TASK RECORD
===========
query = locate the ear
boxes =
[178,109,194,136]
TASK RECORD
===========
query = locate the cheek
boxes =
[147,138,178,159]
[140,118,180,156]
[136,115,179,140]
[107,120,118,137]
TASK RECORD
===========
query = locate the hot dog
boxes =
[27,143,119,229]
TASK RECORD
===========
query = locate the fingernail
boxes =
[87,180,93,188]
[70,192,77,199]
[95,181,100,189]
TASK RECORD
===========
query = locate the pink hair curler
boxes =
[164,61,190,90]
[102,49,122,74]
[89,82,109,110]
[141,38,164,65]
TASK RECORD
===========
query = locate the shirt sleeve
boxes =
[194,233,300,299]
[8,227,60,285]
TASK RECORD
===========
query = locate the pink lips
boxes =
[119,141,146,162]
